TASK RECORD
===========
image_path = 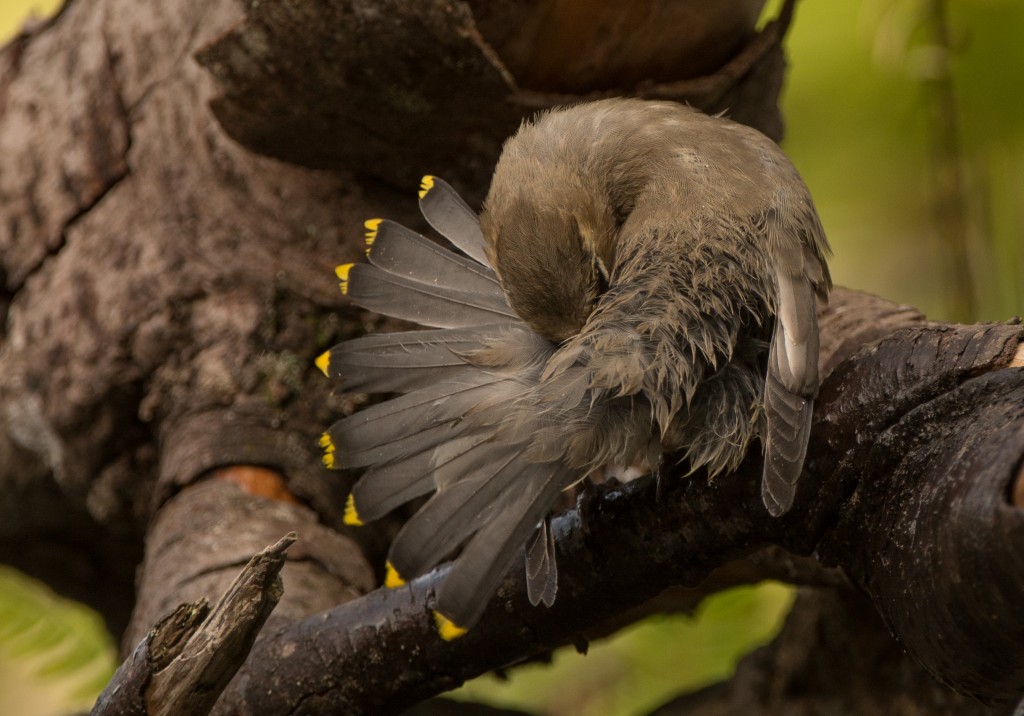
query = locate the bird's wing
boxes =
[762,240,829,516]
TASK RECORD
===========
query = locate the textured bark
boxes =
[1,0,1022,714]
[93,533,294,716]
[194,0,791,196]
[145,534,289,715]
[0,0,379,636]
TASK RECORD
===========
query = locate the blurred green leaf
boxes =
[450,582,794,716]
[0,567,116,716]
[783,0,1024,322]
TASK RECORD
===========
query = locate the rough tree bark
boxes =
[1,0,1021,714]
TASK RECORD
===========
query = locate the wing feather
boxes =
[760,241,828,516]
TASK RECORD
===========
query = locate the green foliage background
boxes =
[0,0,1020,714]
[0,567,115,715]
[782,0,1023,323]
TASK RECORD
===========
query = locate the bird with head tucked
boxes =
[318,98,831,638]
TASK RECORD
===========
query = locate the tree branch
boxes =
[203,290,1024,713]
[193,0,794,195]
[93,533,295,716]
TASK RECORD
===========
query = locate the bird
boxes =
[317,98,831,638]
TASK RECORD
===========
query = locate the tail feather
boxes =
[339,421,468,471]
[387,441,525,579]
[435,462,572,628]
[325,326,501,394]
[346,263,516,328]
[327,376,509,457]
[418,176,490,266]
[367,219,501,296]
[351,462,435,523]
[352,431,494,522]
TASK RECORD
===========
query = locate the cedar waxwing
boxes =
[318,98,831,638]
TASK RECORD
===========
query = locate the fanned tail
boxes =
[322,180,580,631]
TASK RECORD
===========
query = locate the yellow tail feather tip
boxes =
[318,432,333,449]
[418,175,435,199]
[315,351,330,376]
[364,218,381,249]
[322,452,335,469]
[433,611,468,641]
[384,561,405,589]
[343,494,363,526]
[335,263,354,294]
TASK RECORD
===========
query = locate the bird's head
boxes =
[481,181,617,345]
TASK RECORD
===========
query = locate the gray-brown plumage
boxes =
[319,98,830,634]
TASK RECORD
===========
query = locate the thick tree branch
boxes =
[202,290,1024,713]
[815,327,1024,701]
[124,476,375,650]
[194,0,793,195]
